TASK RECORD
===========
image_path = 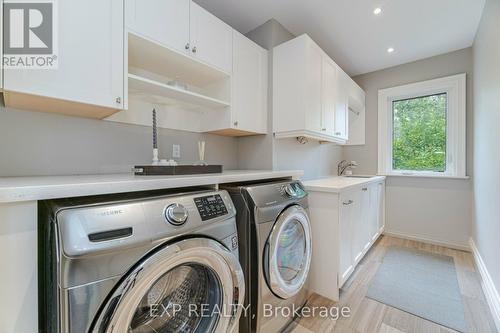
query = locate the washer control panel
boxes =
[194,194,228,221]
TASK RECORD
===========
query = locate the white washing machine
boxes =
[223,180,312,333]
[38,189,245,333]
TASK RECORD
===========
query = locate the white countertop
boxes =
[0,170,303,203]
[303,175,386,193]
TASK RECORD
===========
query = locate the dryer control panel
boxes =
[194,194,228,221]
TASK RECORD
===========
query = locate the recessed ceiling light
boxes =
[387,47,395,53]
[373,7,382,15]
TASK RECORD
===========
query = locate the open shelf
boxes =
[128,31,230,87]
[128,74,230,109]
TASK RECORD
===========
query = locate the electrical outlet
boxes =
[172,144,180,158]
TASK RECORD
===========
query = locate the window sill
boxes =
[378,173,470,180]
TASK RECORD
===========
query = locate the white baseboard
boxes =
[382,230,470,251]
[469,238,500,332]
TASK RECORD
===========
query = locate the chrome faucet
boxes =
[338,160,359,176]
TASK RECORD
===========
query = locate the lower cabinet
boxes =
[307,178,385,301]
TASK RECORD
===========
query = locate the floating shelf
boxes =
[128,31,230,87]
[128,74,230,109]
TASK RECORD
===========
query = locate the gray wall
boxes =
[0,106,238,176]
[240,19,344,179]
[344,48,474,248]
[472,0,500,300]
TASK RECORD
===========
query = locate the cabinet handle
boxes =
[321,128,326,131]
[192,46,197,53]
[335,132,341,136]
[115,97,121,104]
[185,43,190,50]
[233,121,238,126]
[362,187,368,191]
[343,200,353,205]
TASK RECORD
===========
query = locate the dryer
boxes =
[38,189,245,333]
[222,180,312,333]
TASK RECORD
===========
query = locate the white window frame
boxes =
[378,73,467,179]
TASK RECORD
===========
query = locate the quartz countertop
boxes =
[302,175,386,193]
[0,170,303,203]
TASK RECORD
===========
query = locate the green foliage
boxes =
[392,94,447,172]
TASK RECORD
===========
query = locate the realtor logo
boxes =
[3,0,58,69]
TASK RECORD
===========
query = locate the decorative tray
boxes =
[134,165,223,176]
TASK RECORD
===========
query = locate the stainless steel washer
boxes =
[38,189,245,333]
[222,180,312,333]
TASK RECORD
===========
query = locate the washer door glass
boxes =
[130,263,220,333]
[276,219,306,282]
[266,205,312,299]
[92,238,245,333]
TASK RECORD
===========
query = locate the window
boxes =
[378,74,466,178]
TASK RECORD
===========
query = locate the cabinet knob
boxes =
[185,43,190,50]
[335,132,341,136]
[115,97,121,104]
[233,121,238,127]
[192,46,197,53]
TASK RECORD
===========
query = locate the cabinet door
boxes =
[350,189,366,264]
[125,0,190,53]
[360,186,372,250]
[321,56,336,136]
[339,194,353,287]
[334,68,349,140]
[232,31,267,134]
[190,2,232,73]
[378,182,386,232]
[4,0,124,109]
[369,184,381,242]
[125,0,190,52]
[304,42,323,133]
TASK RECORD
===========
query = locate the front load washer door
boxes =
[91,238,245,333]
[265,205,312,299]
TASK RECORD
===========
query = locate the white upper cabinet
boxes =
[334,68,350,140]
[125,0,233,74]
[273,34,362,144]
[125,0,190,54]
[3,0,124,118]
[200,30,267,135]
[273,35,324,138]
[125,1,232,74]
[190,2,233,74]
[230,30,268,134]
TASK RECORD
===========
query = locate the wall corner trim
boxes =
[469,237,500,332]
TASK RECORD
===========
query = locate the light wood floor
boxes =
[291,235,498,333]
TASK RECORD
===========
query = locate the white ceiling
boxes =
[194,0,486,76]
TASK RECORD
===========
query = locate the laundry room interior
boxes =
[0,0,499,332]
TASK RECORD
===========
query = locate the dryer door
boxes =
[91,238,245,333]
[265,205,312,299]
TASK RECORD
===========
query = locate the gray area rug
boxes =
[367,246,467,332]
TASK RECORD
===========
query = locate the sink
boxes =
[344,175,375,178]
